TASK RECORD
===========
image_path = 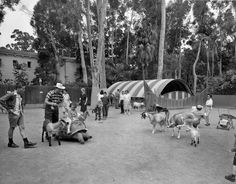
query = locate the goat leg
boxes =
[48,137,52,147]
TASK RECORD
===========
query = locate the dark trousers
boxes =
[45,105,59,123]
[102,105,109,117]
[120,100,124,113]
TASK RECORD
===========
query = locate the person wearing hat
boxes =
[0,85,37,148]
[44,83,65,124]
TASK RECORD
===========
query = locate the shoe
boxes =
[225,174,235,182]
[8,142,19,148]
[24,141,37,148]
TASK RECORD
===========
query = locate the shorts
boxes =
[45,105,59,123]
[8,113,24,128]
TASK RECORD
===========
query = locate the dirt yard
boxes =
[0,106,236,184]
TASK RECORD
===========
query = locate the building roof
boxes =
[107,79,194,98]
[0,48,38,59]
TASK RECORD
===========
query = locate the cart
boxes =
[216,113,236,131]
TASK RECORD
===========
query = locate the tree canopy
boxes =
[1,0,236,94]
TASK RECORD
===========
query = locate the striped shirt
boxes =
[45,89,64,104]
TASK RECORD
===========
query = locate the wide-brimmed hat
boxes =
[55,83,65,89]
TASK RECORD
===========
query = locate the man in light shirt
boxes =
[205,94,213,126]
[0,85,37,148]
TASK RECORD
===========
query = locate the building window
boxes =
[13,60,18,68]
[27,61,31,68]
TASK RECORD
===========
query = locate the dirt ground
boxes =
[0,106,236,184]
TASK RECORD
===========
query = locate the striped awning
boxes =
[107,79,193,98]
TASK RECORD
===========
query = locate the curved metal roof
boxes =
[107,79,193,98]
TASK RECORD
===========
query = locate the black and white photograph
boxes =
[0,0,236,183]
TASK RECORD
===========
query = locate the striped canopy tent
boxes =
[107,79,193,98]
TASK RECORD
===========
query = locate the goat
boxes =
[168,111,205,139]
[141,110,169,134]
[189,124,200,147]
[133,102,145,110]
[42,119,66,146]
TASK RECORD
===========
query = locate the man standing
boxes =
[101,92,109,119]
[44,83,65,123]
[0,85,37,148]
[114,89,120,109]
[205,94,213,126]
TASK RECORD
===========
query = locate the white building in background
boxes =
[0,48,38,83]
[0,48,78,84]
[58,56,78,84]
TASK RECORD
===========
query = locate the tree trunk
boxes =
[47,27,60,82]
[111,29,114,63]
[157,0,166,79]
[86,0,99,107]
[100,44,106,88]
[219,36,223,76]
[206,45,210,89]
[78,22,88,84]
[96,0,108,89]
[193,41,202,95]
[178,52,182,79]
[234,38,236,65]
[211,48,214,77]
[125,9,134,65]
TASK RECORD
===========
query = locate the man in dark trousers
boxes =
[101,92,109,120]
[44,83,65,123]
[0,85,37,148]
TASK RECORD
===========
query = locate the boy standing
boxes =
[0,85,37,148]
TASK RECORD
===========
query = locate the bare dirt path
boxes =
[0,106,235,184]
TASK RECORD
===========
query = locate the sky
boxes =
[0,0,39,47]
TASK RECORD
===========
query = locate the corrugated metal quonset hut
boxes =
[107,79,194,100]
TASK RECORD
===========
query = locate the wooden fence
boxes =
[155,89,208,109]
[0,85,235,109]
[0,85,91,105]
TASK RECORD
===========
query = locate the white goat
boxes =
[141,110,169,134]
[190,126,200,147]
[133,102,145,110]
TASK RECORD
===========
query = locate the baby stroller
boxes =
[216,109,236,131]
